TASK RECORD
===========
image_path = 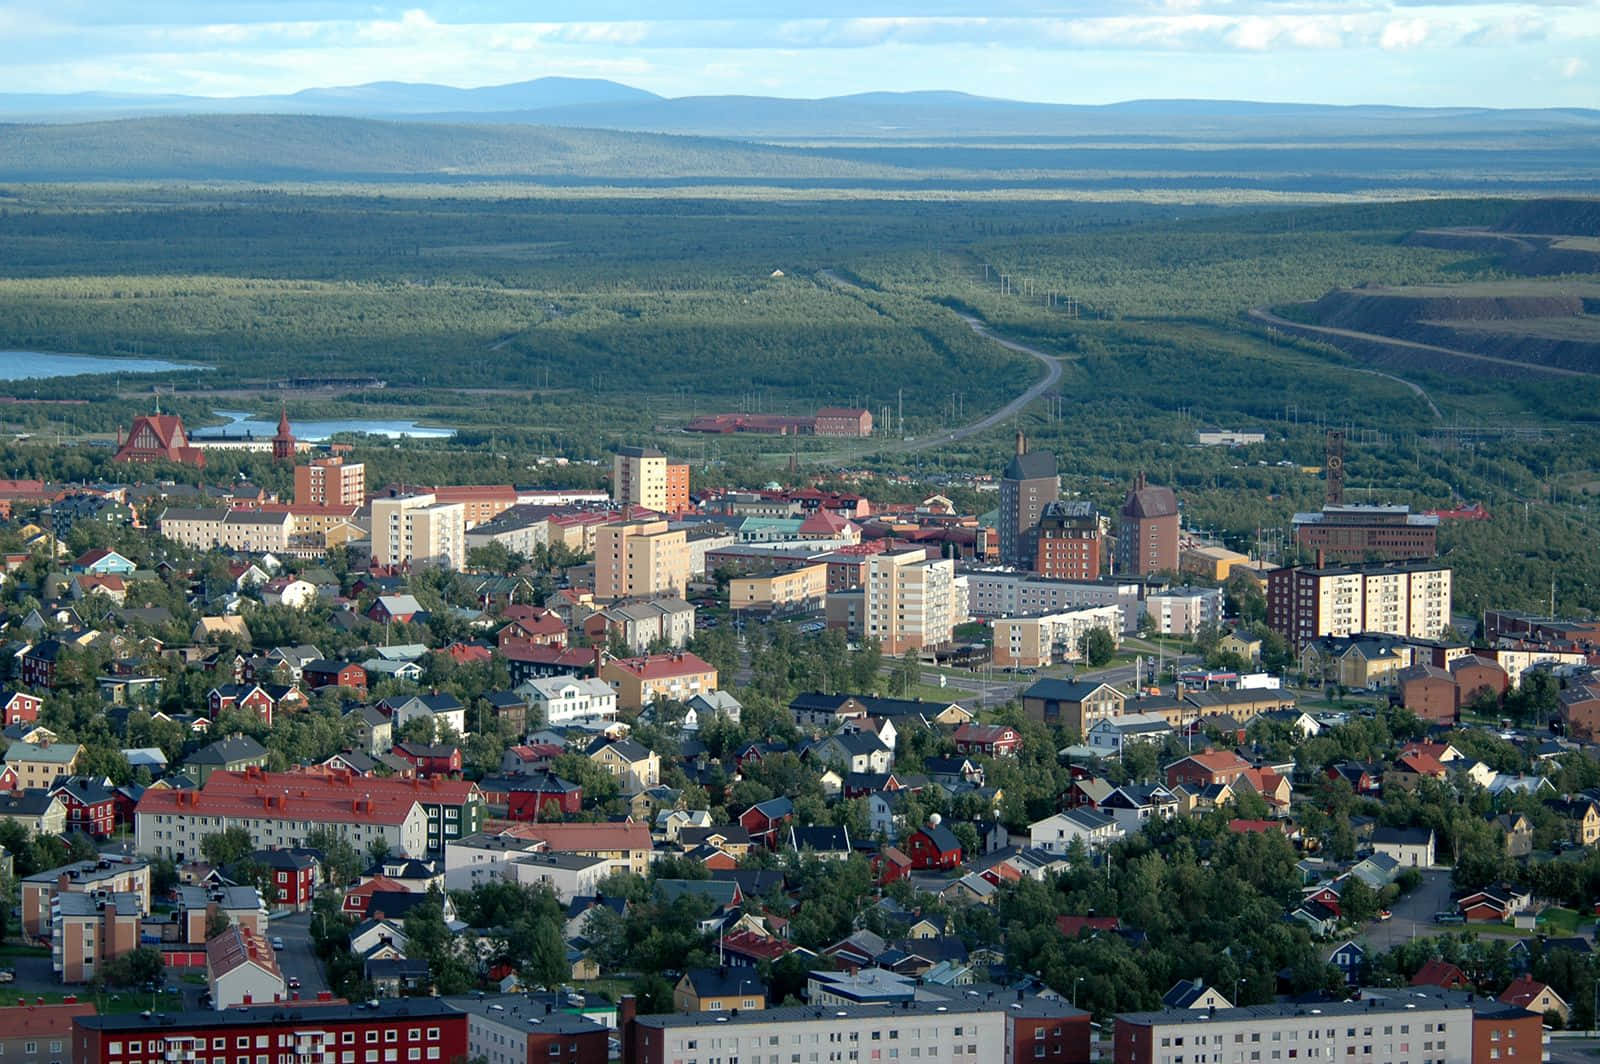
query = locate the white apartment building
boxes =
[962,570,1144,632]
[867,550,964,655]
[992,605,1123,668]
[1144,586,1223,636]
[517,674,619,726]
[372,493,466,570]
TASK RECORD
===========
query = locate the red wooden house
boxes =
[870,845,912,886]
[390,742,463,778]
[254,849,319,911]
[207,683,302,726]
[20,640,64,689]
[905,820,963,871]
[738,797,795,850]
[52,776,118,838]
[302,660,368,695]
[506,772,583,819]
[0,689,42,726]
[951,724,1022,758]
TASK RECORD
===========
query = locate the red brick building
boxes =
[1115,472,1179,577]
[1034,501,1105,580]
[74,1000,467,1064]
[814,407,874,438]
[1397,664,1458,724]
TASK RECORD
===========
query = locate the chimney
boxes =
[618,995,637,1064]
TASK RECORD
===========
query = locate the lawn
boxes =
[1536,907,1588,936]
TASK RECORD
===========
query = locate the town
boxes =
[0,398,1587,1064]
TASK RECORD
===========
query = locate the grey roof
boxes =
[189,735,269,765]
[1372,825,1434,846]
[1023,678,1118,702]
[1003,450,1058,482]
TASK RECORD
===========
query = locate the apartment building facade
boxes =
[1144,587,1223,636]
[865,550,964,655]
[1267,561,1453,648]
[1034,501,1106,580]
[595,519,689,601]
[22,857,151,940]
[998,433,1060,569]
[157,509,295,554]
[1115,473,1180,576]
[371,494,467,570]
[73,1000,469,1064]
[294,456,366,508]
[992,605,1123,668]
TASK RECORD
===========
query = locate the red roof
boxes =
[502,643,596,668]
[1227,819,1283,835]
[1410,959,1469,989]
[446,643,493,664]
[0,1002,96,1038]
[207,925,281,980]
[1056,915,1119,937]
[499,820,652,852]
[1499,974,1558,1009]
[1394,752,1447,777]
[136,766,481,829]
[718,928,791,962]
[606,651,715,680]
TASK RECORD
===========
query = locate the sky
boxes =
[0,0,1595,108]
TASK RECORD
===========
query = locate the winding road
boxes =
[817,267,1066,454]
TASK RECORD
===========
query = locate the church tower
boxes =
[272,405,296,461]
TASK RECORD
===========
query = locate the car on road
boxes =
[271,936,285,950]
[287,976,301,991]
[0,967,14,983]
[1378,909,1392,921]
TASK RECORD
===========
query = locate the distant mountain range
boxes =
[3,78,1599,141]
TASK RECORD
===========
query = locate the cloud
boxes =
[1559,54,1587,76]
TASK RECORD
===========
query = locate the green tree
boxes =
[200,826,254,869]
[1078,628,1115,668]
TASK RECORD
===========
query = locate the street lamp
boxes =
[1073,976,1085,1009]
[1234,977,1245,1007]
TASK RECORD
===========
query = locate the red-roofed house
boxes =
[718,928,793,965]
[1498,974,1568,1021]
[498,819,653,875]
[1165,749,1253,790]
[1057,915,1119,938]
[343,875,411,917]
[497,606,568,650]
[870,846,912,885]
[445,643,493,665]
[113,414,206,468]
[1227,818,1285,836]
[599,651,718,711]
[952,724,1022,758]
[1383,752,1449,792]
[1410,959,1470,990]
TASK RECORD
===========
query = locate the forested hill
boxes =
[0,115,907,183]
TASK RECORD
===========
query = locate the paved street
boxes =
[1544,1034,1600,1063]
[270,910,332,1000]
[1359,868,1455,952]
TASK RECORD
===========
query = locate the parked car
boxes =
[0,968,14,983]
[271,936,286,950]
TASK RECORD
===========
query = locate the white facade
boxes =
[443,835,545,891]
[962,570,1144,631]
[1144,586,1223,636]
[519,675,619,726]
[372,494,467,570]
[1029,810,1123,854]
[505,852,619,902]
[135,802,429,862]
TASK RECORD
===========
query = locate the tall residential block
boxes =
[613,447,669,512]
[998,432,1060,569]
[372,493,466,570]
[1266,559,1453,648]
[595,519,690,601]
[1115,472,1179,576]
[866,549,965,655]
[1034,500,1106,580]
[664,461,691,515]
[294,456,366,508]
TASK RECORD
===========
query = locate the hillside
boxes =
[1283,282,1600,376]
[0,115,907,182]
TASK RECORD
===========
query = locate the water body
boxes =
[0,350,205,381]
[194,409,455,442]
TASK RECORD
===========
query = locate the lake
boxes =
[195,410,455,442]
[0,350,206,381]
